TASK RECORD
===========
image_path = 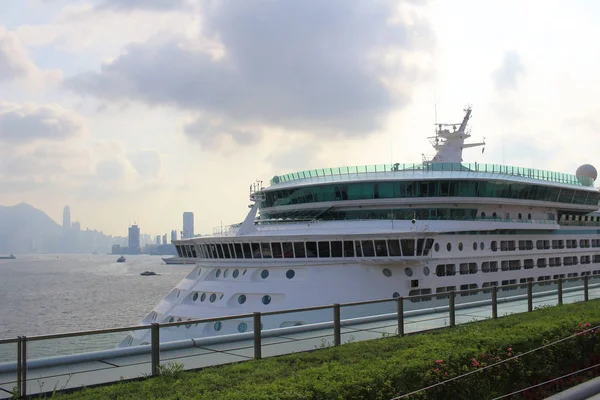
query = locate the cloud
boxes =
[0,26,61,87]
[491,51,526,91]
[0,102,85,143]
[128,149,162,178]
[96,0,190,12]
[65,0,434,146]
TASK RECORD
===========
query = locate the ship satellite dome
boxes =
[576,164,598,185]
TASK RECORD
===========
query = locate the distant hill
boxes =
[0,203,118,254]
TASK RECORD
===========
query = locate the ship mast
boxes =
[423,106,485,163]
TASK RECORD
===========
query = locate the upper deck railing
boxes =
[270,162,595,187]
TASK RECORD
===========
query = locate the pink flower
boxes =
[471,358,480,367]
[435,359,443,364]
[508,348,513,352]
[434,368,439,373]
[444,372,448,376]
[586,323,591,327]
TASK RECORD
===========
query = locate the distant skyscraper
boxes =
[72,221,81,231]
[128,224,141,254]
[63,206,71,230]
[162,234,167,245]
[170,230,177,242]
[183,212,194,239]
[155,235,161,245]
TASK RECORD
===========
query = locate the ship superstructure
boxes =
[120,107,600,346]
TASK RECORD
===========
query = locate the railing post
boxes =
[492,287,498,319]
[558,279,563,305]
[151,323,160,376]
[449,291,456,327]
[585,276,589,302]
[253,312,262,359]
[397,297,404,337]
[21,336,26,399]
[333,303,341,346]
[16,336,21,399]
[527,282,533,312]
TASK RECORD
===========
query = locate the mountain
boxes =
[0,203,118,254]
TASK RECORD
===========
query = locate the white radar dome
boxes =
[576,164,598,185]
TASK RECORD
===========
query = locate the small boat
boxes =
[0,254,15,260]
[116,256,126,263]
[140,271,159,276]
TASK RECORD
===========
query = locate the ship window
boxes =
[388,240,401,256]
[481,212,486,218]
[261,242,272,258]
[272,242,283,258]
[518,213,522,219]
[282,242,293,258]
[405,268,413,277]
[223,269,229,278]
[216,269,221,278]
[169,317,175,323]
[242,243,252,258]
[201,293,206,302]
[222,243,231,258]
[176,245,183,257]
[233,269,240,278]
[446,243,452,252]
[416,239,425,256]
[493,212,497,218]
[210,294,216,303]
[286,269,295,279]
[436,264,455,276]
[423,239,435,256]
[528,213,532,219]
[216,244,224,259]
[473,242,477,251]
[482,281,498,294]
[393,292,400,298]
[537,258,547,268]
[343,241,355,257]
[193,292,198,301]
[318,241,331,257]
[382,268,392,277]
[401,239,415,256]
[480,242,484,250]
[524,259,534,269]
[214,321,222,331]
[262,295,271,305]
[306,242,318,258]
[362,240,375,257]
[238,294,246,304]
[261,269,269,279]
[294,242,306,258]
[330,241,342,257]
[423,266,430,276]
[234,243,243,258]
[491,241,498,251]
[434,243,440,252]
[355,241,363,257]
[238,323,248,333]
[375,240,388,257]
[251,242,262,258]
[458,242,463,251]
[436,286,456,299]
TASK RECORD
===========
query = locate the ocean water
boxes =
[0,254,191,362]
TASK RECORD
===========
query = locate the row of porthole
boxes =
[238,294,272,305]
[383,267,429,278]
[192,292,224,303]
[434,242,486,252]
[215,269,296,280]
[167,320,304,333]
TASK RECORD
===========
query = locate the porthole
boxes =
[393,292,400,298]
[238,322,248,333]
[493,212,497,218]
[286,269,295,279]
[423,266,430,276]
[193,292,198,301]
[233,269,240,278]
[262,295,272,305]
[447,243,452,252]
[216,269,221,278]
[169,317,175,323]
[238,294,247,304]
[382,268,392,277]
[473,242,477,251]
[528,213,532,220]
[405,268,413,277]
[223,269,229,278]
[481,212,486,218]
[458,242,463,251]
[261,269,269,279]
[177,318,182,322]
[480,242,484,250]
[201,293,206,302]
[214,321,222,331]
[210,293,216,303]
[518,213,522,220]
[434,243,440,252]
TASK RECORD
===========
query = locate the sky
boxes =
[1,0,599,237]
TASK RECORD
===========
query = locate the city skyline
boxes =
[2,1,600,236]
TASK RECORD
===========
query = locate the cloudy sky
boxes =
[1,0,599,237]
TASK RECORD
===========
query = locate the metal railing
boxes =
[271,162,594,187]
[1,275,599,399]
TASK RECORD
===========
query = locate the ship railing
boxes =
[1,275,599,398]
[270,162,595,187]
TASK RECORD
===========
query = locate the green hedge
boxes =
[52,300,600,399]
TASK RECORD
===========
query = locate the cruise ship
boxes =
[120,107,600,346]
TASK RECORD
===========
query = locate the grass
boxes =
[49,299,600,399]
